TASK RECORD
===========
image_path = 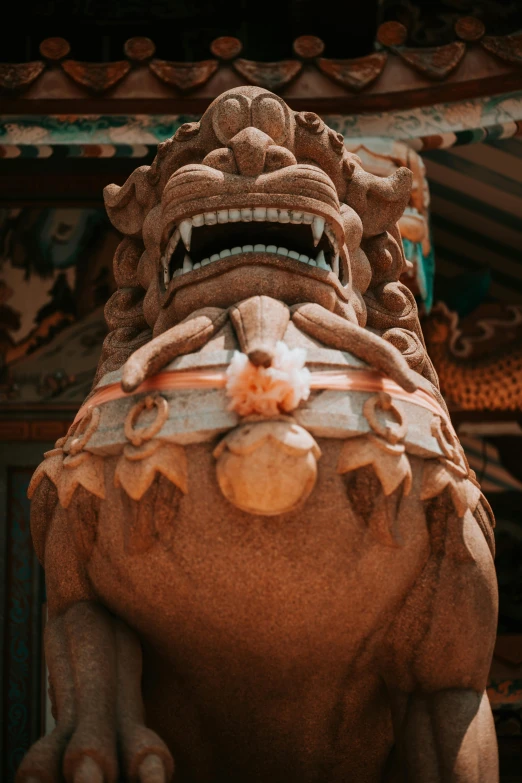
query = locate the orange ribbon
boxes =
[74,368,447,425]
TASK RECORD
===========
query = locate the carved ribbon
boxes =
[76,367,449,425]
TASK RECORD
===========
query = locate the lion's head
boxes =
[95,87,415,386]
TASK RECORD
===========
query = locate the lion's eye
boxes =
[213,96,249,144]
[252,95,287,145]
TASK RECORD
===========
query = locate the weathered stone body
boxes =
[20,88,498,783]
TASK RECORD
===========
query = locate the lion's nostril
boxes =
[202,148,238,175]
[264,146,297,172]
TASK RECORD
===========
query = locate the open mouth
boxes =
[160,207,342,288]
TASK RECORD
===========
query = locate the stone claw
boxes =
[138,754,168,783]
[15,730,67,783]
[72,756,104,783]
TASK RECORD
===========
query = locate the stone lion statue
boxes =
[19,88,498,783]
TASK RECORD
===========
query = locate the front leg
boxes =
[384,497,499,782]
[20,473,175,783]
[392,688,498,782]
[17,602,174,783]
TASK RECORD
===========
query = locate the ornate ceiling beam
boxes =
[1,23,522,114]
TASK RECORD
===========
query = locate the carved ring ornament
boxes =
[430,415,468,477]
[363,391,407,447]
[66,405,101,456]
[124,394,169,447]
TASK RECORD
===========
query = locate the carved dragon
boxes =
[19,88,498,783]
[424,301,522,411]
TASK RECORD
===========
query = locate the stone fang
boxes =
[312,216,325,246]
[180,219,192,250]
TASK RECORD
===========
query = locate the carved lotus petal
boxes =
[115,440,188,501]
[60,453,105,508]
[214,421,321,516]
[28,448,105,509]
[27,448,64,499]
[421,459,481,518]
[337,436,412,496]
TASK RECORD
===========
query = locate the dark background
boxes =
[1,0,521,63]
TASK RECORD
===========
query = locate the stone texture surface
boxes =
[20,87,498,783]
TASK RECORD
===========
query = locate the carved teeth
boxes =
[316,250,329,270]
[312,216,325,247]
[165,209,341,281]
[174,210,334,232]
[168,244,336,279]
[180,219,192,250]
